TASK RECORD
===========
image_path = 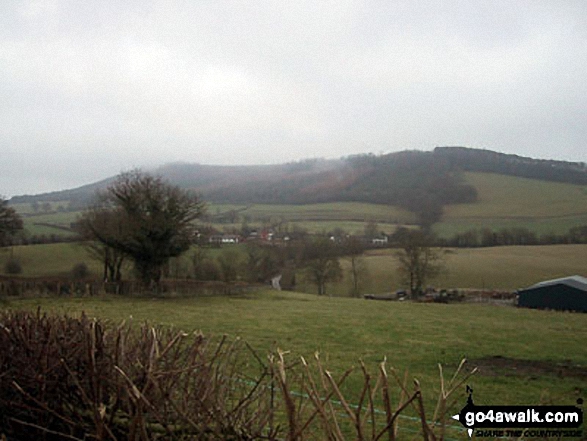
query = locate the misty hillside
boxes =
[10,147,587,226]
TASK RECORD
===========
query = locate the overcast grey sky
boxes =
[1,1,586,197]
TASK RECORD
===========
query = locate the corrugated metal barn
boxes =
[517,275,587,312]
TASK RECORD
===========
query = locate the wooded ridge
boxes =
[11,147,587,226]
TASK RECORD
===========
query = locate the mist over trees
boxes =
[167,151,478,228]
[10,147,587,233]
[435,147,587,185]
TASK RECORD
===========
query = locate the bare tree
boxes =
[244,243,283,283]
[303,237,343,296]
[78,170,205,287]
[75,208,127,282]
[0,197,23,247]
[343,236,368,297]
[394,229,445,298]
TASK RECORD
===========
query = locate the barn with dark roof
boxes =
[517,276,587,312]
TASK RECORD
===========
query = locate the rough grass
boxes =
[5,291,587,412]
[19,211,79,237]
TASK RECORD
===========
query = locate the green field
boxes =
[14,202,412,238]
[173,174,587,237]
[0,243,102,278]
[3,243,586,297]
[226,202,414,223]
[294,244,587,295]
[436,173,587,237]
[207,202,414,235]
[11,172,587,240]
[4,171,587,437]
[5,291,587,415]
[21,211,79,237]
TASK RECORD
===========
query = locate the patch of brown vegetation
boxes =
[470,355,587,380]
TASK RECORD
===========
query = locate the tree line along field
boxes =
[5,291,587,418]
[298,244,587,295]
[2,242,586,295]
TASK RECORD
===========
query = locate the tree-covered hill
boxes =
[434,146,587,185]
[10,147,587,227]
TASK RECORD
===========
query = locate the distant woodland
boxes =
[11,147,587,227]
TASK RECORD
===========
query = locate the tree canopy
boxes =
[302,236,343,296]
[78,171,205,286]
[393,228,445,298]
[0,198,23,246]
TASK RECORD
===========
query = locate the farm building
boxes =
[517,275,587,312]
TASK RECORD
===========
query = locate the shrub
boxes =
[198,259,221,281]
[70,262,90,279]
[0,310,271,440]
[4,257,22,275]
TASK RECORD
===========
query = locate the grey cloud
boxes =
[1,0,586,197]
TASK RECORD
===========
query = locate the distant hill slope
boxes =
[434,172,587,237]
[10,147,587,226]
[435,146,587,185]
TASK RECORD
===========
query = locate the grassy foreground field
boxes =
[5,291,587,419]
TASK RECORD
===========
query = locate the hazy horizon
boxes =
[2,1,586,197]
[7,146,587,200]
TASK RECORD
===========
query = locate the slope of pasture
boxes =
[208,202,415,234]
[13,172,587,239]
[13,202,412,238]
[0,243,101,278]
[297,244,587,295]
[435,172,587,237]
[21,211,79,237]
[235,202,414,223]
[5,292,587,413]
[8,202,69,214]
[210,220,399,235]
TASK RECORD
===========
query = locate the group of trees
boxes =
[440,225,587,248]
[0,198,23,247]
[0,169,466,299]
[299,229,444,298]
[342,152,478,227]
[3,175,444,299]
[150,152,479,229]
[435,147,587,186]
[76,171,205,287]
